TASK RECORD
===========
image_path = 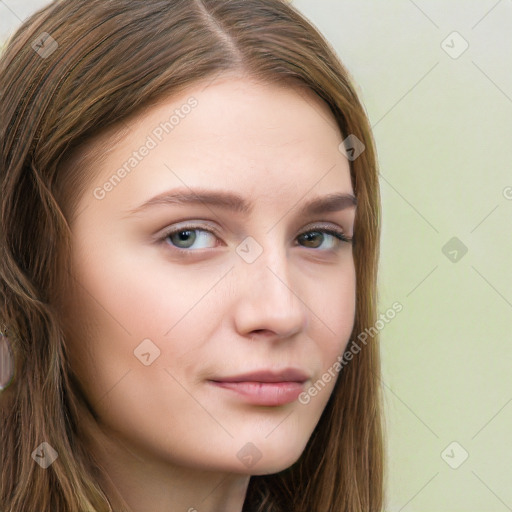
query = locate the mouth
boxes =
[207,368,309,407]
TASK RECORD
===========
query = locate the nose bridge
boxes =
[252,241,292,299]
[232,234,307,337]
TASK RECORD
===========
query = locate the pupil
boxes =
[302,232,322,247]
[173,230,196,247]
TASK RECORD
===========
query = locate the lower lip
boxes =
[209,381,305,406]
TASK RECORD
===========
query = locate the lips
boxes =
[210,368,309,384]
[208,368,309,406]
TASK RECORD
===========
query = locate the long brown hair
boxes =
[0,1,384,510]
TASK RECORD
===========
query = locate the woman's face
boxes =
[61,74,357,475]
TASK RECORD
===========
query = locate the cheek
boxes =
[307,256,356,365]
[286,256,355,415]
[60,248,226,457]
[60,242,222,404]
[66,235,228,338]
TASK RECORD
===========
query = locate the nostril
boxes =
[249,330,265,339]
[249,329,278,339]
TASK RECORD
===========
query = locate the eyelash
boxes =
[158,223,353,255]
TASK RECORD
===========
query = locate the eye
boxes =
[161,225,219,250]
[158,223,353,254]
[297,227,352,250]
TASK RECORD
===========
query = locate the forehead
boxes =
[74,76,353,219]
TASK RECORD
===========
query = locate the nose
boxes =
[232,242,308,340]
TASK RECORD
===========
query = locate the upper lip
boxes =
[210,368,309,383]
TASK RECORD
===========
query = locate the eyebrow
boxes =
[124,188,357,217]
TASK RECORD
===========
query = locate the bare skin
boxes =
[59,73,357,512]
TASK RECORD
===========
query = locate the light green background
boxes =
[2,1,511,511]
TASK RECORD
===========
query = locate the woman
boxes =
[0,1,384,510]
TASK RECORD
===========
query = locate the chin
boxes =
[244,440,307,476]
[249,455,303,476]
